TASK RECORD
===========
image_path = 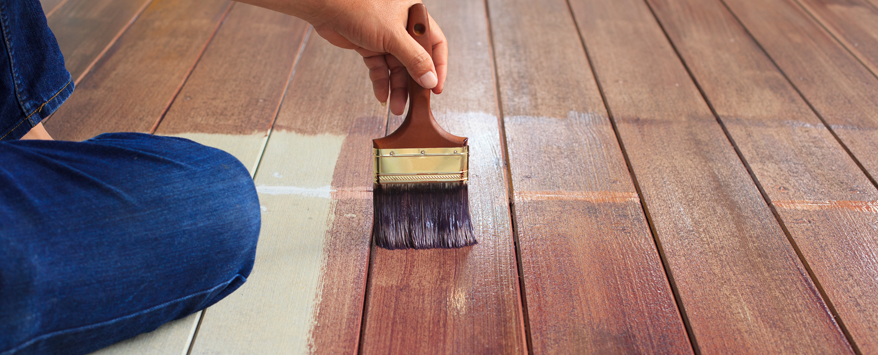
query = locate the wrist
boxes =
[235,0,347,28]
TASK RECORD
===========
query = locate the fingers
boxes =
[387,55,409,115]
[362,54,408,114]
[363,56,390,105]
[385,27,438,90]
[428,14,448,94]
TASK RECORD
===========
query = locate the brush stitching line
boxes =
[0,78,71,140]
[0,274,246,355]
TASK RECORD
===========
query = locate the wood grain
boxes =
[47,0,152,82]
[188,34,385,354]
[722,0,878,186]
[647,0,878,351]
[486,0,691,352]
[44,0,231,141]
[796,0,878,78]
[359,0,527,353]
[41,0,67,17]
[568,0,853,352]
[155,3,309,170]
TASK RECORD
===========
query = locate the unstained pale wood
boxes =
[44,0,231,141]
[648,0,878,351]
[155,2,309,170]
[359,0,526,353]
[722,0,878,185]
[87,313,199,355]
[47,0,152,82]
[188,35,384,354]
[568,0,852,352]
[796,0,878,78]
[486,0,692,353]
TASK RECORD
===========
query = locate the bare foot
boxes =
[21,122,53,140]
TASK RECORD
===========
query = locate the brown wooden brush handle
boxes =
[372,3,467,149]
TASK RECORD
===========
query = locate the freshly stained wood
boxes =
[156,3,309,171]
[47,0,152,82]
[796,0,878,77]
[722,0,878,184]
[487,0,691,352]
[188,35,384,354]
[40,0,878,352]
[648,0,878,351]
[568,0,852,352]
[359,0,526,353]
[45,0,231,141]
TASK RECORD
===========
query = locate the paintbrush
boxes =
[372,3,475,249]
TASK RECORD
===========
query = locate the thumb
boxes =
[387,31,438,89]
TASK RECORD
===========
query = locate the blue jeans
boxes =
[0,1,262,354]
[0,0,73,141]
[1,133,261,354]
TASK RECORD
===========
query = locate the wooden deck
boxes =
[42,0,878,353]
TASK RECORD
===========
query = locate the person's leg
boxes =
[0,132,261,355]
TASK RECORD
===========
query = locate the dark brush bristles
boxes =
[373,182,476,249]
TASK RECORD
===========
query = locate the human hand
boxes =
[237,0,448,115]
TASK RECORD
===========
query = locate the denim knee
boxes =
[113,132,263,284]
[159,135,263,305]
[0,133,261,355]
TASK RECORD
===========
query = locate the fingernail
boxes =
[380,101,387,106]
[418,72,438,89]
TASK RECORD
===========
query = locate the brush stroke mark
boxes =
[308,116,384,354]
[257,185,332,198]
[515,190,640,203]
[255,185,372,200]
[360,110,527,353]
[774,200,878,213]
[189,129,346,354]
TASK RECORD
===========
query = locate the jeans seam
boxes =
[0,0,28,113]
[0,77,71,140]
[1,274,246,355]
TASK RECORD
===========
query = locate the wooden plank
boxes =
[47,0,152,82]
[358,0,527,353]
[87,313,200,355]
[44,0,231,141]
[188,34,384,354]
[155,3,309,173]
[41,0,67,17]
[485,0,692,353]
[722,0,878,186]
[647,0,878,352]
[796,0,878,77]
[567,0,854,352]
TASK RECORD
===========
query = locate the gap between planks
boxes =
[639,0,858,349]
[147,3,234,135]
[483,0,536,351]
[563,0,700,351]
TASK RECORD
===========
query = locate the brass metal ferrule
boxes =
[374,146,469,184]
